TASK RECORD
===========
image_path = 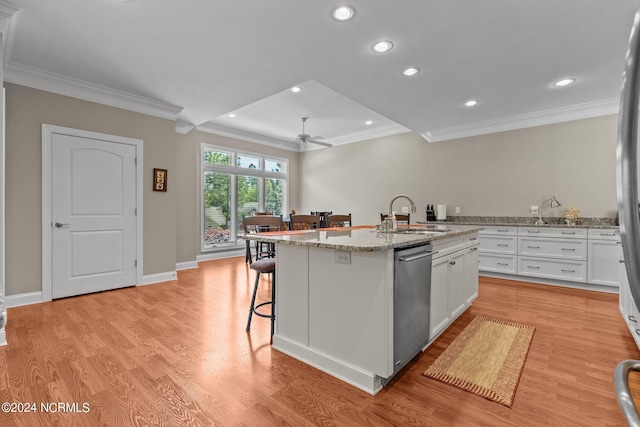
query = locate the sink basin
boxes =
[385,227,449,234]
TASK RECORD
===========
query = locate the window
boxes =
[201,144,288,251]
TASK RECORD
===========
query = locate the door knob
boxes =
[54,222,70,228]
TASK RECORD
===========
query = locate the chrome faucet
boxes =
[382,194,417,230]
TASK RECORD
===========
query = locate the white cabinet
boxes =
[620,255,640,349]
[478,226,517,274]
[429,234,479,341]
[516,227,587,283]
[587,229,622,287]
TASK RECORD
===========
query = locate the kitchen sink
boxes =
[386,227,450,234]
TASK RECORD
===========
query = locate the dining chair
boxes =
[326,213,352,227]
[380,213,410,225]
[243,215,283,264]
[290,214,321,230]
[311,211,332,228]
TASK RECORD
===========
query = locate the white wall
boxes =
[298,115,618,225]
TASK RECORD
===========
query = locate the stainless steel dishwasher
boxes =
[385,243,436,384]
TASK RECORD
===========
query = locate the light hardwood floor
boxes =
[0,256,639,426]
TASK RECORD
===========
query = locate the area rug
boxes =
[423,315,535,408]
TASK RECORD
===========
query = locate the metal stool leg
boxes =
[246,271,261,331]
[270,272,276,341]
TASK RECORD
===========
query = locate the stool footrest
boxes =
[253,301,273,319]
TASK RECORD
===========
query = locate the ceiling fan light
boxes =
[332,5,355,21]
[365,120,373,125]
[402,67,420,77]
[290,86,301,93]
[463,99,479,107]
[228,113,236,118]
[372,41,393,53]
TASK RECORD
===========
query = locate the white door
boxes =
[51,133,137,299]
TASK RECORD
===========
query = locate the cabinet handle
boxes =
[470,247,478,251]
[600,233,617,236]
[449,261,456,266]
[469,237,477,241]
[562,231,576,235]
[497,262,509,266]
[561,248,576,251]
[527,230,540,234]
[617,241,623,245]
[620,259,626,264]
[527,265,540,270]
[635,329,640,336]
[497,244,509,247]
[497,229,510,232]
[527,245,540,249]
[561,269,576,273]
[629,315,637,322]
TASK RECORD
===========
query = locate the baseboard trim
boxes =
[5,291,43,308]
[197,249,245,262]
[141,271,178,286]
[479,272,618,294]
[176,261,198,271]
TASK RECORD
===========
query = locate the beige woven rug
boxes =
[423,315,535,408]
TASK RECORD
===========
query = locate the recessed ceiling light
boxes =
[554,78,576,87]
[228,113,236,118]
[463,100,479,107]
[402,67,420,77]
[372,41,393,53]
[290,86,302,93]
[332,5,355,21]
[365,120,373,125]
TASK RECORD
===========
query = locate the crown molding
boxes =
[325,122,409,145]
[175,120,196,135]
[197,121,302,152]
[3,61,184,120]
[421,97,620,142]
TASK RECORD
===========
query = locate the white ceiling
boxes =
[2,0,638,150]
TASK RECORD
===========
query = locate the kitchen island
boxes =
[245,224,482,394]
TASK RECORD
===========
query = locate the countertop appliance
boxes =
[384,243,436,384]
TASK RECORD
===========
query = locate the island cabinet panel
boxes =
[275,244,310,345]
[307,247,394,378]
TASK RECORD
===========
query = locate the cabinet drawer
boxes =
[518,256,587,282]
[478,254,517,274]
[519,226,587,239]
[518,237,587,260]
[588,229,621,241]
[479,226,517,236]
[478,235,517,254]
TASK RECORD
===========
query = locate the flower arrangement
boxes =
[565,208,581,226]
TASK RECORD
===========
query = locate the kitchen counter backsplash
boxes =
[426,215,618,229]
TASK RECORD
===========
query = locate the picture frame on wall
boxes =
[153,168,167,192]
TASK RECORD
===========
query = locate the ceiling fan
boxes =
[294,117,332,148]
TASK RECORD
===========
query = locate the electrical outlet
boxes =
[335,250,351,264]
[455,206,461,214]
[402,206,409,213]
[531,205,539,215]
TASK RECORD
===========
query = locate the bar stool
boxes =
[246,258,276,340]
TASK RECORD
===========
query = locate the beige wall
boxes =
[4,83,299,295]
[298,115,618,225]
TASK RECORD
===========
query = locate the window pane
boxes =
[265,159,285,173]
[203,172,232,247]
[237,175,260,226]
[265,178,284,215]
[237,154,260,169]
[204,149,232,166]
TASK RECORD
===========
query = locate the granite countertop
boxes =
[242,224,483,252]
[421,216,619,229]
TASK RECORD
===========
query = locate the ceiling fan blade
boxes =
[309,139,332,147]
